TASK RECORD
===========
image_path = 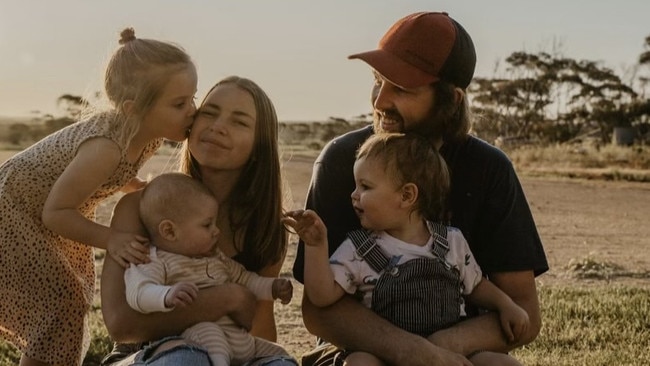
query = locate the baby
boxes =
[125,172,293,366]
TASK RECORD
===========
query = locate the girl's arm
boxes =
[42,137,148,265]
[101,191,259,342]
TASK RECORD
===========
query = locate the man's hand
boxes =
[272,278,294,304]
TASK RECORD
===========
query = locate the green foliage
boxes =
[469,34,650,144]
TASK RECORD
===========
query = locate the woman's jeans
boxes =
[104,337,298,366]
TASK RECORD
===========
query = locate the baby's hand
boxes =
[272,278,293,305]
[107,230,150,268]
[500,302,530,343]
[282,210,327,247]
[165,282,199,308]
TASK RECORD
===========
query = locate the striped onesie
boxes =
[125,246,288,366]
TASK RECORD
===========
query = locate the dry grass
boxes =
[507,144,650,182]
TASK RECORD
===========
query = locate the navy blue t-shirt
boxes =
[292,125,548,283]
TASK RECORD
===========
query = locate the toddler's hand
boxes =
[165,282,199,308]
[282,209,328,247]
[272,278,293,305]
[107,231,150,268]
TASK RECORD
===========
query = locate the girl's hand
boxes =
[164,282,199,308]
[272,278,294,305]
[107,231,150,268]
[282,209,328,247]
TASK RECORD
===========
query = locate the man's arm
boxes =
[302,294,472,365]
[428,270,541,355]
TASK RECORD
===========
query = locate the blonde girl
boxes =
[0,28,197,366]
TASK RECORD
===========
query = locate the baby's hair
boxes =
[356,133,450,222]
[139,173,215,239]
[104,27,194,148]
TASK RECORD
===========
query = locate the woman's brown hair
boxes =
[179,76,286,271]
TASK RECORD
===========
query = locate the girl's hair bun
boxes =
[119,27,137,45]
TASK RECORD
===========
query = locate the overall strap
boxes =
[427,221,451,269]
[347,229,389,274]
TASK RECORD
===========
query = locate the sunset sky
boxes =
[1,0,648,121]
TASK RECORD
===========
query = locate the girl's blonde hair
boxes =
[180,76,286,271]
[104,27,194,148]
[357,132,450,222]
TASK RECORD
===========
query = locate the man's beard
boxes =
[372,106,443,139]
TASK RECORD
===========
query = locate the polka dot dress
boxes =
[0,112,162,365]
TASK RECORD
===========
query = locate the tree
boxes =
[7,123,31,145]
[57,94,88,119]
[469,50,642,143]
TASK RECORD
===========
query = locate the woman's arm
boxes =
[101,191,258,342]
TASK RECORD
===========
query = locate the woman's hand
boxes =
[107,230,150,268]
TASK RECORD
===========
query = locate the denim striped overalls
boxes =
[347,222,462,337]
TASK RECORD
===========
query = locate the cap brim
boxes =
[348,49,439,89]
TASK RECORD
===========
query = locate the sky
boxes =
[1,0,648,122]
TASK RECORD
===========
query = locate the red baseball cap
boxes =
[348,12,476,89]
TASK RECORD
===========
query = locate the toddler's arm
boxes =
[283,210,345,307]
[467,278,530,343]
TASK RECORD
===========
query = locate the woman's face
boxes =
[189,83,257,172]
